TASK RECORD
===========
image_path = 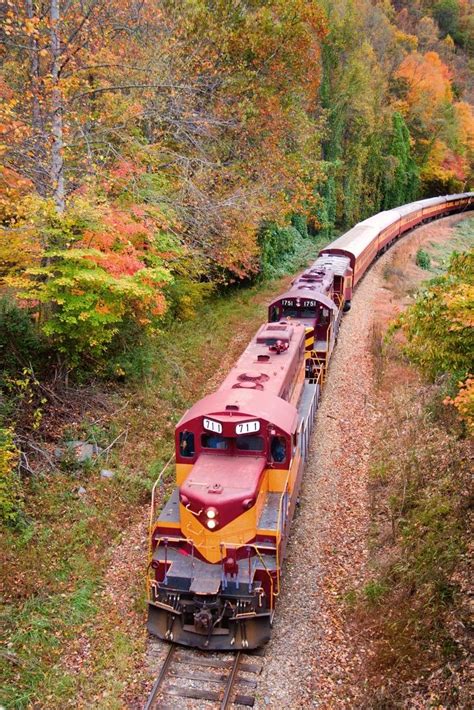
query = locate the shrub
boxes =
[16,249,172,369]
[258,222,299,279]
[291,213,309,239]
[415,249,431,270]
[396,250,474,380]
[0,427,23,527]
[0,295,46,373]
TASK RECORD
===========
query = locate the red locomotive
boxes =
[147,192,473,650]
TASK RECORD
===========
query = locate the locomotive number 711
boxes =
[236,421,260,435]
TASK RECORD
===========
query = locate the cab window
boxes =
[282,307,298,318]
[319,307,330,325]
[270,436,287,463]
[236,435,264,452]
[270,306,279,322]
[179,431,195,457]
[201,433,229,450]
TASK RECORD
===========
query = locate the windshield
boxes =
[236,435,264,451]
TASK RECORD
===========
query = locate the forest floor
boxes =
[2,215,472,709]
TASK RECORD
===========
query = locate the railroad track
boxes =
[144,644,263,709]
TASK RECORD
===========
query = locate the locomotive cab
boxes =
[268,289,339,384]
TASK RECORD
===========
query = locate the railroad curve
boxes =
[142,211,472,710]
[255,212,473,708]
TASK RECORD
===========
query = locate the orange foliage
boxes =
[420,138,466,184]
[396,51,453,114]
[444,377,474,435]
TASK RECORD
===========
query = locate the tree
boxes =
[395,50,473,193]
[395,249,474,430]
[433,0,461,41]
[383,112,419,208]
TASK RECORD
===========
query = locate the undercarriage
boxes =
[148,584,272,650]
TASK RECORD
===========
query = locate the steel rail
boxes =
[144,643,176,710]
[220,651,242,709]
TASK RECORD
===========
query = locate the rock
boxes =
[66,440,102,462]
[77,486,87,496]
[54,447,63,460]
[100,469,115,479]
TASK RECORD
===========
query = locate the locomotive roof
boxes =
[271,287,338,312]
[176,389,298,435]
[177,321,304,435]
[219,321,305,396]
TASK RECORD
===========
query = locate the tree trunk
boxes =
[25,0,47,196]
[50,0,65,213]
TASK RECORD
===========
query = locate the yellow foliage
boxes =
[456,101,474,152]
[0,427,22,526]
[444,377,474,434]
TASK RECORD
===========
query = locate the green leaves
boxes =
[395,246,474,431]
[19,248,172,367]
[0,426,22,527]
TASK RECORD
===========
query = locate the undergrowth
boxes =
[355,221,473,706]
[359,380,472,706]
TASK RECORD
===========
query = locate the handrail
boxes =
[148,454,175,561]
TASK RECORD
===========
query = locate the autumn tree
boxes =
[395,49,474,193]
[395,249,474,431]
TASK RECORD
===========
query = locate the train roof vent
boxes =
[232,381,262,390]
[233,370,270,390]
[267,324,288,331]
[257,354,270,362]
[225,404,239,411]
[238,371,270,383]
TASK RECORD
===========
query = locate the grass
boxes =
[1,234,327,708]
[421,216,474,274]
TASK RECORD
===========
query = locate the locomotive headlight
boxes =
[207,519,217,530]
[206,507,217,520]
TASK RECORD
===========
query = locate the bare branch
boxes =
[69,83,202,103]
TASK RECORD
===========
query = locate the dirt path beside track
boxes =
[255,212,473,709]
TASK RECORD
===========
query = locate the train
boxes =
[146,192,473,650]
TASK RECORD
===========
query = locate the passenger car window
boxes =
[179,431,195,457]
